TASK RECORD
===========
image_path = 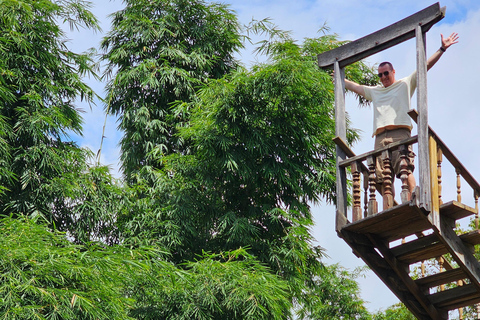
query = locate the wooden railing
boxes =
[334,116,480,224]
[334,135,417,223]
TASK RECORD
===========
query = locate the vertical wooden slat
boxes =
[429,135,440,221]
[416,25,431,213]
[334,61,348,231]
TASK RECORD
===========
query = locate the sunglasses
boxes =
[378,71,390,78]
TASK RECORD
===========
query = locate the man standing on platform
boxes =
[343,32,459,196]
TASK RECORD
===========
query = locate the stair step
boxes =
[391,230,480,265]
[415,268,467,289]
[440,201,477,221]
[342,202,431,242]
[428,283,480,310]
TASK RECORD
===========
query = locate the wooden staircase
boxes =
[339,198,480,319]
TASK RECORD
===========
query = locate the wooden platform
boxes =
[339,200,480,320]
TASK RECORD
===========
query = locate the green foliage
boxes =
[129,249,292,320]
[102,0,243,181]
[0,0,100,222]
[372,303,416,320]
[0,216,134,319]
[48,164,127,244]
[0,216,293,320]
[303,264,372,319]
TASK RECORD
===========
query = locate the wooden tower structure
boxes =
[317,3,480,319]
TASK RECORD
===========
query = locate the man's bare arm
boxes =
[344,79,366,97]
[427,32,459,70]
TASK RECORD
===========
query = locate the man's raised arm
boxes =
[344,79,366,97]
[427,32,459,70]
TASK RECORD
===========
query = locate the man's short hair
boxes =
[379,61,394,70]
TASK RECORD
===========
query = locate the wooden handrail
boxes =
[408,109,480,195]
[338,136,418,168]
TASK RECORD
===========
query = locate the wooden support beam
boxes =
[416,25,432,213]
[334,61,348,232]
[317,3,445,69]
[433,215,480,294]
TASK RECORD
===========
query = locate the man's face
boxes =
[378,64,395,88]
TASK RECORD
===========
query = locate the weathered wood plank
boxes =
[416,26,432,214]
[429,283,480,310]
[440,201,477,221]
[392,230,480,264]
[342,202,431,241]
[415,268,467,289]
[317,3,445,69]
[334,62,348,231]
[460,229,480,246]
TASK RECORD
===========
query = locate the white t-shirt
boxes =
[363,71,417,136]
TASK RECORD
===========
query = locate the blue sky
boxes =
[67,0,480,314]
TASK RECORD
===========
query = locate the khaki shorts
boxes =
[374,128,415,182]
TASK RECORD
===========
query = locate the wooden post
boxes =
[416,25,432,213]
[429,135,440,224]
[334,61,348,231]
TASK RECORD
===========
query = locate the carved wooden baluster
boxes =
[458,279,464,319]
[437,147,443,205]
[399,145,411,203]
[363,170,369,218]
[475,190,479,229]
[438,256,445,291]
[382,150,394,210]
[351,162,362,222]
[456,168,462,202]
[366,156,378,216]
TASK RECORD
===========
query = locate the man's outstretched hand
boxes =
[441,32,459,50]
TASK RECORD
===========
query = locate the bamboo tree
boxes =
[0,0,100,225]
[101,0,243,182]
